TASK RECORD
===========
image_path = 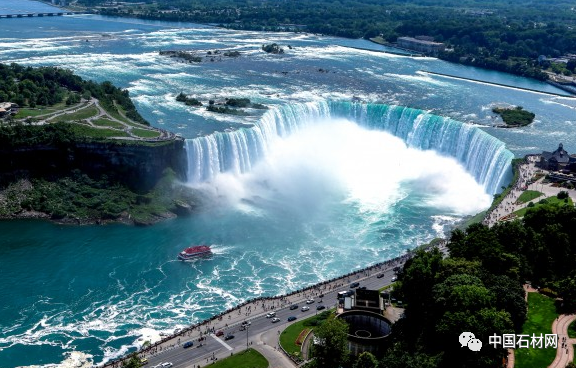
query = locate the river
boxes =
[0,4,575,367]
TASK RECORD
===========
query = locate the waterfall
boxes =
[185,101,513,194]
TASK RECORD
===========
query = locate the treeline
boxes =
[0,63,148,125]
[384,202,575,368]
[79,0,575,79]
[302,202,575,368]
[0,122,80,148]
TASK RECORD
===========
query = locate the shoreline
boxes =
[101,242,444,368]
[102,156,530,367]
[420,70,575,98]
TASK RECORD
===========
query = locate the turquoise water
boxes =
[0,7,575,367]
[0,0,62,15]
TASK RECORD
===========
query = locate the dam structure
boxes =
[185,101,514,195]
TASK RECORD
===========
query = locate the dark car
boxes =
[225,334,235,341]
[376,273,384,278]
[183,341,194,348]
[289,304,298,310]
[316,305,325,310]
[215,330,224,337]
[318,294,324,298]
[359,286,367,290]
[350,282,360,288]
[288,316,297,322]
[393,266,401,272]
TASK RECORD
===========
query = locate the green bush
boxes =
[539,287,558,298]
[557,191,569,199]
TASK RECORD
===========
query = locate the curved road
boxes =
[137,265,403,368]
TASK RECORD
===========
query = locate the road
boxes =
[141,266,402,368]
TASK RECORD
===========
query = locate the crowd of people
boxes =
[103,247,424,368]
[483,155,540,226]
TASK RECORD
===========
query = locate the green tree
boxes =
[312,317,349,368]
[354,352,379,368]
[122,353,141,368]
[379,343,440,368]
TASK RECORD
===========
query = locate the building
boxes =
[539,143,575,173]
[334,289,392,357]
[0,102,18,118]
[397,36,445,56]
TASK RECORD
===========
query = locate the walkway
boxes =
[549,314,576,368]
[109,254,412,368]
[15,98,174,141]
[483,155,576,227]
[254,329,295,368]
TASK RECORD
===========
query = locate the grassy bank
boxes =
[515,292,558,368]
[517,190,543,203]
[279,310,332,359]
[487,158,524,213]
[514,196,573,218]
[209,348,268,368]
[51,105,99,123]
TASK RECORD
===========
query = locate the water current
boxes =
[0,4,575,367]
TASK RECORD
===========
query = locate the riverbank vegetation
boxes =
[0,168,195,225]
[0,65,190,226]
[77,0,575,81]
[492,106,536,127]
[0,63,148,125]
[298,202,575,368]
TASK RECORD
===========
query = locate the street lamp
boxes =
[245,324,249,351]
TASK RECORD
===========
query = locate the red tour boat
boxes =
[178,245,212,260]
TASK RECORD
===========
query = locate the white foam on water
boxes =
[195,118,491,217]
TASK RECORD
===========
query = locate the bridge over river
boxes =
[0,11,77,18]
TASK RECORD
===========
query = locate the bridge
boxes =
[0,11,77,18]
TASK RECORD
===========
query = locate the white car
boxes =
[301,306,310,312]
[266,312,276,318]
[159,363,173,368]
[391,276,397,282]
[305,299,315,304]
[271,317,280,323]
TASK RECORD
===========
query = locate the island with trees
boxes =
[75,0,575,84]
[492,106,536,127]
[175,94,268,115]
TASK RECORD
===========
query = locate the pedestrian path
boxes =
[549,314,576,368]
[210,333,233,351]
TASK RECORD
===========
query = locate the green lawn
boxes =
[517,190,543,204]
[515,292,558,368]
[51,106,99,123]
[14,99,73,119]
[208,348,267,368]
[93,118,125,129]
[568,320,576,339]
[15,107,58,118]
[131,128,160,138]
[463,210,487,227]
[68,124,130,138]
[279,310,332,359]
[514,196,573,217]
